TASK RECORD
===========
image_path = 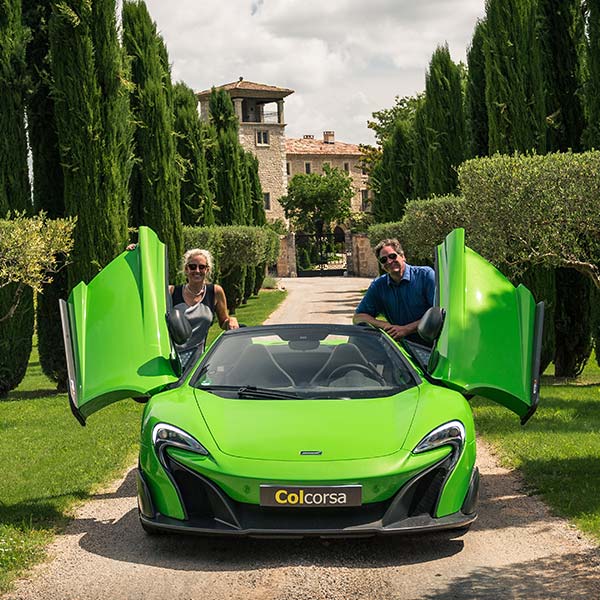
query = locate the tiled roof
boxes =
[197,78,294,99]
[286,137,362,156]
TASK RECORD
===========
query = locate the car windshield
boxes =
[190,325,417,399]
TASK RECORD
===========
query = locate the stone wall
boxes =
[348,233,379,278]
[276,234,297,277]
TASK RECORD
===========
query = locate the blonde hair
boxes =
[181,248,213,281]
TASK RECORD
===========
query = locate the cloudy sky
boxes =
[143,0,486,146]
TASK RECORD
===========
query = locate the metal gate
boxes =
[295,228,346,277]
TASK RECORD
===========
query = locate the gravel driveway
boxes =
[5,276,600,600]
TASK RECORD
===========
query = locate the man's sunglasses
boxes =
[378,252,399,265]
[187,263,207,271]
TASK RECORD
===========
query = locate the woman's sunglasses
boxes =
[378,252,399,265]
[187,263,207,271]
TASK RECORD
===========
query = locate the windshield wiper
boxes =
[237,386,299,400]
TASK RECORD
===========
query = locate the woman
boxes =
[170,248,239,366]
[127,244,239,366]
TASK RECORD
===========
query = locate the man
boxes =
[353,238,435,343]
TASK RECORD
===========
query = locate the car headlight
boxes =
[413,420,465,467]
[152,423,209,467]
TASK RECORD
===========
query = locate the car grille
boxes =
[166,453,454,532]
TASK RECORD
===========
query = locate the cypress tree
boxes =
[23,0,66,386]
[465,19,489,157]
[372,119,413,222]
[245,151,268,296]
[49,0,131,288]
[0,0,34,395]
[538,0,584,152]
[412,98,429,199]
[173,82,214,226]
[246,151,265,226]
[583,0,600,148]
[484,0,545,154]
[483,0,546,154]
[424,44,465,196]
[209,88,247,225]
[123,0,182,280]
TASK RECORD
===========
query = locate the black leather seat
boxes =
[232,344,294,388]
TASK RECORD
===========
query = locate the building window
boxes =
[361,166,368,175]
[264,192,271,210]
[361,189,369,211]
[256,130,270,146]
[286,162,291,176]
[344,162,350,173]
[304,162,312,174]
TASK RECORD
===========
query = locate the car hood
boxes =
[193,388,420,461]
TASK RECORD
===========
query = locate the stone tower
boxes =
[197,78,294,222]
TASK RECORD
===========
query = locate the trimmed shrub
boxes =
[368,195,466,265]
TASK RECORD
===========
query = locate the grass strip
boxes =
[472,355,600,542]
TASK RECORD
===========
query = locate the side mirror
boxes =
[166,310,192,345]
[418,307,445,344]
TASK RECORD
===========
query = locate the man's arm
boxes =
[354,313,420,341]
[352,312,389,329]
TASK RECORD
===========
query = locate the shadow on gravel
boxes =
[420,548,600,599]
[75,469,466,570]
[76,506,466,571]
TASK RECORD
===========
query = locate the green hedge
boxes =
[183,225,280,312]
[368,195,466,265]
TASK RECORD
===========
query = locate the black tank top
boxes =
[172,283,216,310]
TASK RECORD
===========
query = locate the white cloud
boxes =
[143,0,485,145]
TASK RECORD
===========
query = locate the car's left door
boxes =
[60,227,179,425]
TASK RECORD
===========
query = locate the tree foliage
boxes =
[371,119,413,223]
[424,44,466,195]
[465,19,488,158]
[0,0,34,395]
[483,0,546,154]
[539,0,585,152]
[279,165,353,233]
[0,0,30,215]
[458,151,600,286]
[49,0,131,287]
[123,0,182,280]
[173,82,214,226]
[583,0,600,148]
[208,88,247,225]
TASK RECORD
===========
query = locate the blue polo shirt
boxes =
[355,264,436,343]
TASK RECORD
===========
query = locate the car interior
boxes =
[193,329,417,397]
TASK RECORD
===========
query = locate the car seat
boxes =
[309,343,371,385]
[232,344,294,388]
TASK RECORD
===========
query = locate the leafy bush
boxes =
[183,225,279,311]
[368,195,466,264]
[458,151,600,282]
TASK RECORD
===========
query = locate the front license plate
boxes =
[260,485,362,508]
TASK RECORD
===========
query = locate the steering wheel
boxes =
[326,364,385,385]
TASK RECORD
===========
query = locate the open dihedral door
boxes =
[60,227,179,425]
[428,229,544,424]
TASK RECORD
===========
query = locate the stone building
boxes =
[196,78,293,222]
[285,131,370,213]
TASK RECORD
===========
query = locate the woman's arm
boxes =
[214,285,239,330]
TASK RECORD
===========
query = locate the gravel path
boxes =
[5,276,600,600]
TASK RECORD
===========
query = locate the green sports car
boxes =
[60,227,544,536]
